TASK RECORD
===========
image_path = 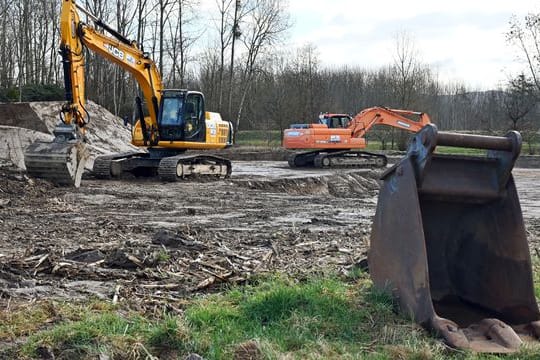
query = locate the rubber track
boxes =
[319,151,388,168]
[158,156,180,182]
[289,150,387,169]
[287,150,320,167]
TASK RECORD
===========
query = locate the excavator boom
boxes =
[25,0,162,186]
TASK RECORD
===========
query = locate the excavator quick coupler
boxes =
[369,124,540,353]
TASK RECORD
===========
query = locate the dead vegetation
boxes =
[0,163,380,312]
[3,164,540,310]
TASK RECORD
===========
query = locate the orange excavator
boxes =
[282,107,431,168]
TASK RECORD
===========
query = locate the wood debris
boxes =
[0,163,380,309]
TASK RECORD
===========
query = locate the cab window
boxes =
[161,97,183,125]
[185,94,203,120]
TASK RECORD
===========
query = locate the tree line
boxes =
[0,0,539,150]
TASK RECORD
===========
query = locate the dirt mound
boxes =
[0,101,137,169]
[234,170,381,197]
[0,103,49,133]
[29,101,138,167]
[0,126,52,169]
[236,176,329,195]
[326,172,381,197]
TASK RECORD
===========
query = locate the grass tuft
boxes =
[186,275,401,358]
[147,315,189,350]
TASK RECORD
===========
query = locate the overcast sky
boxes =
[287,0,539,89]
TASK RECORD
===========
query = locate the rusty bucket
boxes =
[369,124,540,353]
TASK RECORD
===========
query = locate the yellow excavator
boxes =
[24,0,233,187]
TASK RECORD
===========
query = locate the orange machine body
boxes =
[283,108,431,150]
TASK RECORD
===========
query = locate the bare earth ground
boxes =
[2,101,536,314]
[0,161,383,308]
[1,162,540,311]
[2,99,539,356]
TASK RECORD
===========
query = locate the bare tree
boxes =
[503,74,539,153]
[109,0,137,116]
[198,47,221,108]
[505,74,537,129]
[0,0,14,90]
[391,32,432,149]
[508,14,540,94]
[84,0,116,107]
[136,0,149,45]
[157,0,174,76]
[234,0,290,137]
[260,52,289,134]
[393,32,421,108]
[12,0,31,100]
[282,44,322,122]
[167,0,200,88]
[213,0,235,110]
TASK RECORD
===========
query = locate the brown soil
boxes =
[1,157,539,311]
[0,162,379,308]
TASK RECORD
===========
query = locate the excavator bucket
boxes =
[369,124,540,353]
[24,123,89,187]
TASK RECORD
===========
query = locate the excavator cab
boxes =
[369,124,540,353]
[318,114,352,129]
[158,90,206,142]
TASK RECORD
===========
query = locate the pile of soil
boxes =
[0,101,137,169]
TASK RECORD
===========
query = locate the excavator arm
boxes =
[25,0,233,185]
[349,107,431,139]
[24,0,164,187]
[59,0,163,134]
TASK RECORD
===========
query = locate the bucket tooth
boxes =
[369,124,540,353]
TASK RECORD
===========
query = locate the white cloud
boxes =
[196,0,539,88]
[287,0,539,88]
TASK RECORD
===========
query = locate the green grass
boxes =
[236,130,492,155]
[0,300,186,359]
[236,130,282,146]
[533,257,540,300]
[4,270,540,359]
[185,274,396,358]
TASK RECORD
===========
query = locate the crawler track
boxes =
[158,154,232,181]
[288,150,387,169]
